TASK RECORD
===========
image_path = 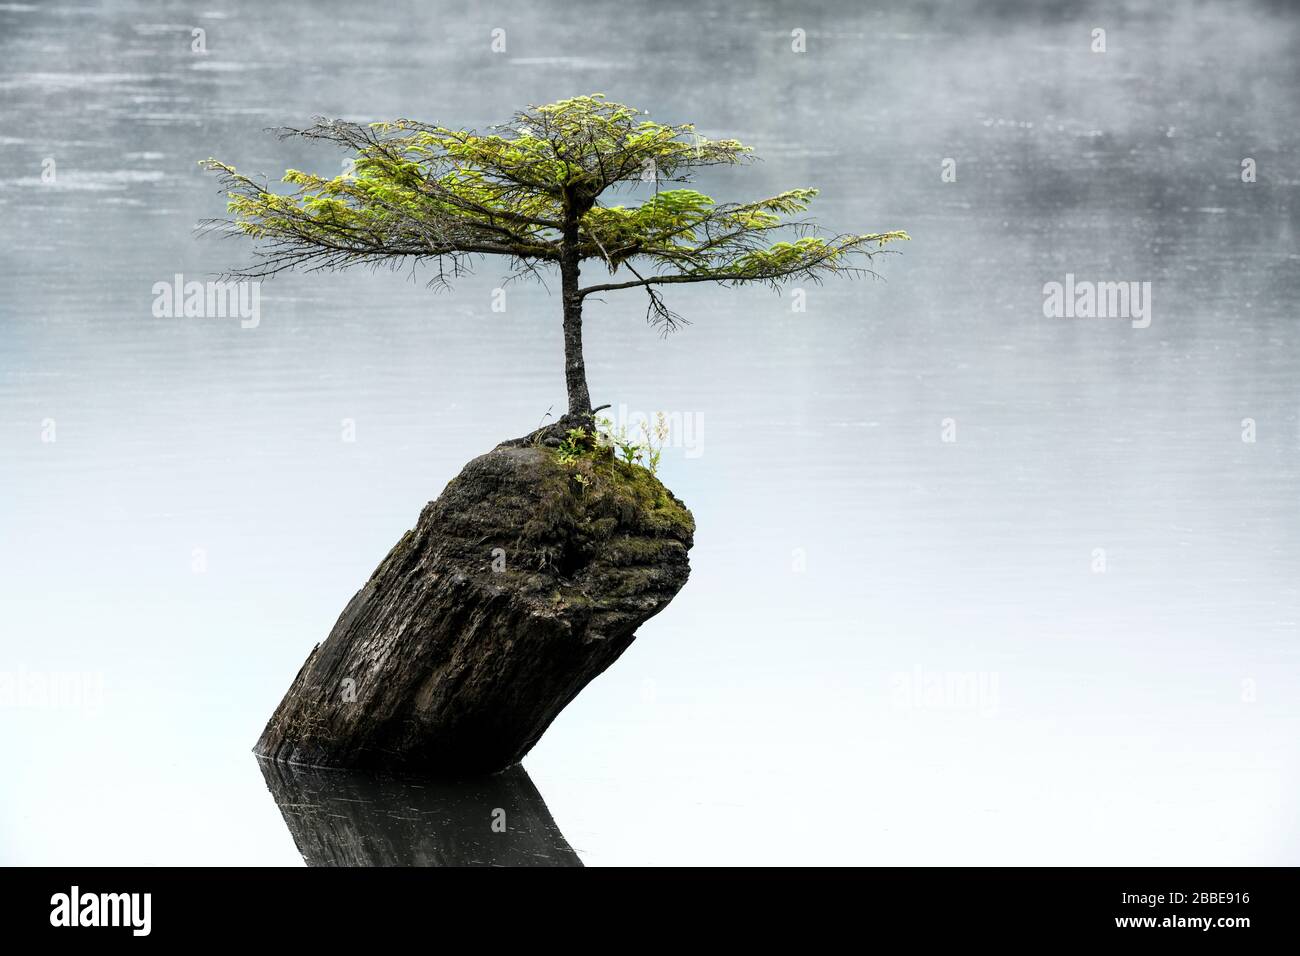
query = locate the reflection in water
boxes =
[257,758,582,867]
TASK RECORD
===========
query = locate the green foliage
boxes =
[638,413,669,476]
[555,426,596,466]
[595,412,670,477]
[199,93,906,307]
[596,417,644,467]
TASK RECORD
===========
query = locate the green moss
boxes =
[596,457,694,538]
[520,445,693,558]
[606,565,667,599]
[605,535,677,566]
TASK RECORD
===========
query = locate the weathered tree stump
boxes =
[254,418,694,775]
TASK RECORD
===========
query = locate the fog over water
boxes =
[1,0,1297,864]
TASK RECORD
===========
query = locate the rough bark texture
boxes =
[254,418,694,775]
[560,215,592,416]
[258,758,581,866]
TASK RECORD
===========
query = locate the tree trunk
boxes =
[559,218,592,416]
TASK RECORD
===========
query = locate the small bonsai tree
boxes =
[202,94,906,418]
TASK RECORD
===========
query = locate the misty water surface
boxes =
[1,0,1297,864]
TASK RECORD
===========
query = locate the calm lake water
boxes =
[2,0,1297,865]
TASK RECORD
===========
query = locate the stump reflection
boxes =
[257,757,583,867]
